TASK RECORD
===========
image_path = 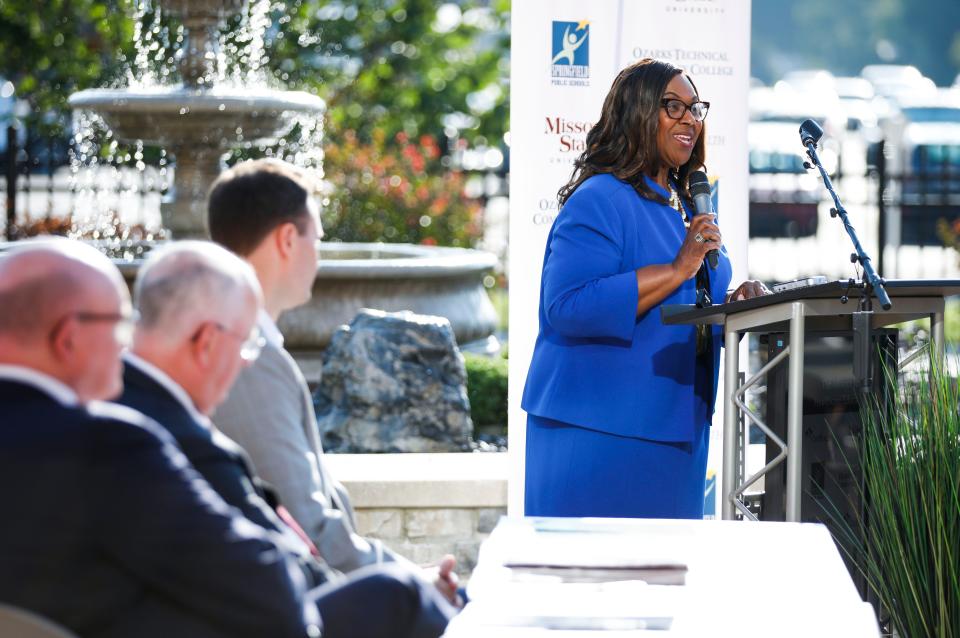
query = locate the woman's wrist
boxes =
[634,263,687,316]
[669,257,697,283]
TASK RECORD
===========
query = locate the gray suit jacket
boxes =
[213,341,401,574]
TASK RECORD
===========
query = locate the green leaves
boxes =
[321,128,482,247]
[753,0,960,85]
[0,0,509,144]
[270,0,509,146]
[0,0,134,137]
[1,0,509,247]
[842,352,960,637]
[464,351,508,430]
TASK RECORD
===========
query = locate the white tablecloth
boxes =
[444,517,878,637]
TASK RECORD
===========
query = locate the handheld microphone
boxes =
[687,170,718,269]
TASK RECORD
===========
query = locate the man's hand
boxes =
[422,554,463,608]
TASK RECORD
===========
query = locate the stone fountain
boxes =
[64,0,498,372]
[69,0,326,238]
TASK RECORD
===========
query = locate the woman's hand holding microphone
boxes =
[672,214,721,280]
[670,215,770,302]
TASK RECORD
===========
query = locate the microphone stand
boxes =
[799,119,892,391]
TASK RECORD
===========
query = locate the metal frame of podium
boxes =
[662,279,960,522]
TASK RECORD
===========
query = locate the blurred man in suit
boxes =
[0,238,322,638]
[117,240,455,638]
[207,159,461,605]
[118,241,329,585]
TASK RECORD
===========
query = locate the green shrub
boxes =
[487,285,509,334]
[464,353,508,429]
[321,128,484,247]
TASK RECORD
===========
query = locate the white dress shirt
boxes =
[258,309,285,349]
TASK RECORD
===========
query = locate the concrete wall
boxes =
[324,452,508,579]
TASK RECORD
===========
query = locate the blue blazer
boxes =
[0,380,319,638]
[521,173,733,443]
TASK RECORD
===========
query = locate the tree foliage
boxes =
[0,0,510,145]
[266,0,510,148]
[0,0,132,136]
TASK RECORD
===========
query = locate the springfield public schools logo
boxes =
[551,20,590,81]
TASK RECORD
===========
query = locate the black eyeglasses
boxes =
[661,98,710,122]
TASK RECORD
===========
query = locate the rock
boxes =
[315,309,474,453]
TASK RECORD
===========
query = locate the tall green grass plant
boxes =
[834,349,960,637]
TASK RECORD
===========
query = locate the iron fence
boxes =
[748,137,960,281]
[3,125,959,281]
[1,125,169,240]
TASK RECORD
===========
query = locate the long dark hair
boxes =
[557,58,707,207]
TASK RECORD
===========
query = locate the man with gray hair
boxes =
[118,240,455,638]
[118,240,324,577]
[124,240,266,422]
[0,238,322,637]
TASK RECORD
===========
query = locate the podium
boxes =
[662,279,960,522]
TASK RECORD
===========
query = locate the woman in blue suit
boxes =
[522,58,768,519]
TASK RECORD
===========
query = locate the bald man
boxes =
[0,237,131,403]
[116,241,455,638]
[0,238,321,638]
[118,241,331,586]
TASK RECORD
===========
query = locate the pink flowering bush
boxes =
[322,129,483,247]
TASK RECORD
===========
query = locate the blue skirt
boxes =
[524,414,709,519]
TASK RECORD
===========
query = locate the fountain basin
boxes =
[277,243,499,351]
[109,242,499,380]
[70,241,498,360]
[69,87,326,146]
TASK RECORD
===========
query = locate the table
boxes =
[444,517,878,637]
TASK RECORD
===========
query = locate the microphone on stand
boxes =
[797,118,892,312]
[688,170,719,269]
[799,118,824,148]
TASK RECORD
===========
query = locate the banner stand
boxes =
[508,0,752,517]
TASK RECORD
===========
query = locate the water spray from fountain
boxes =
[69,0,325,240]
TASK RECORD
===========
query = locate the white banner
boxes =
[508,0,752,516]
